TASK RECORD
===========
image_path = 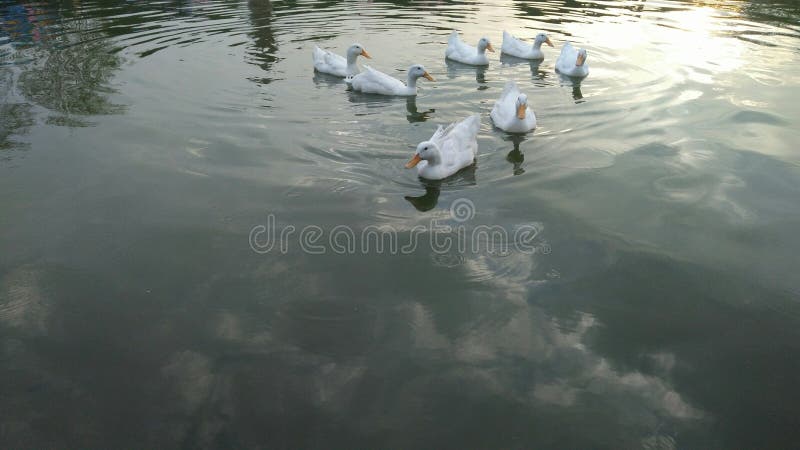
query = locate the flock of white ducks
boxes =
[312,30,590,180]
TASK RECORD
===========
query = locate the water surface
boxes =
[2,0,800,447]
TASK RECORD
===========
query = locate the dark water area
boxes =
[1,0,800,447]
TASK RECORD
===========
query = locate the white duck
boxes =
[405,114,481,180]
[501,31,553,60]
[445,30,494,66]
[312,43,371,77]
[490,81,537,133]
[555,42,589,78]
[348,64,434,96]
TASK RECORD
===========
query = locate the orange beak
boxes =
[576,52,586,66]
[545,37,554,47]
[361,49,372,59]
[423,71,435,81]
[516,104,526,120]
[405,154,422,169]
[486,42,495,52]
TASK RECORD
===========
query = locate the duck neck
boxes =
[407,74,419,90]
[533,40,544,50]
[425,150,441,166]
[346,53,359,73]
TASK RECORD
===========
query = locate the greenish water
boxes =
[2,0,800,447]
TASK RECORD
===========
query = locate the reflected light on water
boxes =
[566,5,745,85]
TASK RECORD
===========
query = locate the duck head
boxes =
[406,141,440,168]
[408,64,435,83]
[347,43,371,60]
[534,33,554,48]
[477,37,495,53]
[515,94,528,120]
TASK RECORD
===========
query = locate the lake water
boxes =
[2,0,800,447]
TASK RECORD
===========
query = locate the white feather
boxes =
[445,30,491,66]
[501,30,549,60]
[555,42,589,78]
[490,81,537,133]
[349,64,431,96]
[412,115,481,180]
[312,44,366,77]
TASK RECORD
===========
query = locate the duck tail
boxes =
[501,80,518,99]
[448,30,459,45]
[312,45,325,61]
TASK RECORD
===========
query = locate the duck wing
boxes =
[446,115,480,161]
[500,80,520,102]
[558,42,576,62]
[446,30,460,57]
[352,65,405,93]
[446,30,475,59]
[458,114,481,152]
[430,123,453,147]
[501,31,527,54]
[313,46,345,71]
[491,81,518,125]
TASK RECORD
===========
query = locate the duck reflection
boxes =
[406,97,434,123]
[404,184,440,211]
[557,72,585,102]
[505,134,527,176]
[499,53,545,76]
[499,53,531,67]
[445,59,488,89]
[572,84,583,101]
[312,70,347,87]
[404,164,477,211]
[346,89,397,110]
[499,54,552,86]
[531,62,549,83]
